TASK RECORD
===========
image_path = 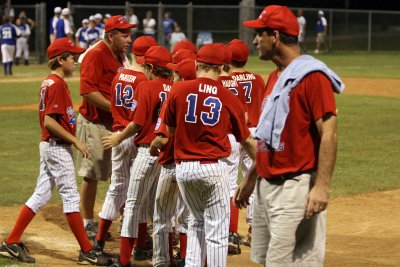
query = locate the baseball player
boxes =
[228,38,266,247]
[217,45,247,255]
[75,18,89,48]
[55,8,72,39]
[49,7,61,43]
[163,43,256,267]
[102,45,173,267]
[15,16,31,65]
[150,58,196,267]
[92,36,157,253]
[76,15,135,240]
[172,39,197,55]
[0,17,20,76]
[85,16,102,47]
[0,38,110,266]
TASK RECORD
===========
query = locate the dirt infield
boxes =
[1,189,399,266]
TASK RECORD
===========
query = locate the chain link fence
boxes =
[3,2,400,63]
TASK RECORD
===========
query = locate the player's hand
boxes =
[101,133,121,149]
[74,140,90,158]
[305,183,329,219]
[149,141,160,157]
[234,176,257,209]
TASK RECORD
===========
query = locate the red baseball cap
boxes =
[136,46,172,68]
[172,40,197,55]
[105,15,136,33]
[196,43,225,65]
[242,5,299,36]
[47,37,86,59]
[167,58,196,81]
[132,36,157,56]
[228,39,249,62]
[172,48,196,64]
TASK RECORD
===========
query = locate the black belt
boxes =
[266,171,312,185]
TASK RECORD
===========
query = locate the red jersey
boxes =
[256,70,337,178]
[133,78,173,145]
[155,103,175,165]
[230,71,265,127]
[79,41,124,125]
[110,69,147,132]
[39,74,76,145]
[218,76,246,110]
[164,77,250,161]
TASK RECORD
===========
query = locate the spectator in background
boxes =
[126,7,139,41]
[162,11,177,49]
[75,19,89,48]
[315,10,328,54]
[297,9,307,53]
[18,11,35,30]
[49,7,62,43]
[94,13,105,38]
[169,25,186,53]
[0,17,20,76]
[85,16,101,47]
[15,16,31,65]
[143,10,156,38]
[55,8,73,39]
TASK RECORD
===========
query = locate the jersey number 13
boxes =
[185,94,222,126]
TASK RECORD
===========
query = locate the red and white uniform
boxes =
[121,78,173,239]
[230,71,265,224]
[98,69,147,221]
[164,77,250,267]
[26,74,80,214]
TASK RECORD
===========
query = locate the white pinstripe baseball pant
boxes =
[176,161,230,267]
[153,163,189,266]
[99,136,137,221]
[240,127,256,224]
[26,141,80,214]
[222,134,241,198]
[120,145,161,238]
[176,193,189,234]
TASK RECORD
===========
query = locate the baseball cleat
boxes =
[85,222,112,241]
[240,232,252,247]
[228,232,241,255]
[0,241,36,263]
[133,247,153,261]
[107,259,132,267]
[93,240,105,252]
[173,251,185,267]
[78,248,112,265]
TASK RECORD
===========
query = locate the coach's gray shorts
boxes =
[251,173,326,267]
[76,114,112,181]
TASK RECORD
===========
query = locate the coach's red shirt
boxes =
[230,71,265,127]
[164,77,250,161]
[110,69,147,132]
[79,41,124,125]
[256,70,337,178]
[155,103,175,165]
[133,78,173,145]
[39,74,76,145]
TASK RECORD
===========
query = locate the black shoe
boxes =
[15,58,19,65]
[24,59,29,65]
[133,247,152,261]
[78,249,112,265]
[86,222,112,241]
[108,260,131,267]
[93,240,105,252]
[0,241,36,263]
[174,251,185,267]
[228,232,241,255]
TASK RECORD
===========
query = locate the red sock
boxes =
[229,197,239,233]
[66,212,92,253]
[6,205,36,244]
[168,233,174,265]
[96,218,112,242]
[179,233,187,258]
[120,237,135,265]
[135,223,147,249]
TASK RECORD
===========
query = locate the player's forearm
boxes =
[153,135,169,149]
[118,122,143,142]
[316,116,337,188]
[241,136,257,160]
[44,115,79,145]
[83,91,111,112]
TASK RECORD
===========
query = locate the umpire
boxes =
[76,15,136,239]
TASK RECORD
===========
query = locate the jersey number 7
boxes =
[185,94,222,126]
